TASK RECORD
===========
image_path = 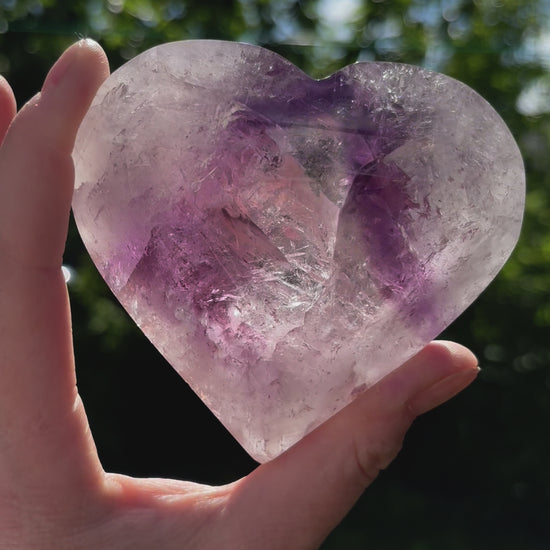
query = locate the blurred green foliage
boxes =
[1,0,549,548]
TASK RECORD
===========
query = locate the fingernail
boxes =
[42,53,73,93]
[410,366,479,415]
[42,39,98,93]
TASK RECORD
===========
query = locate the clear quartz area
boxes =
[73,40,525,462]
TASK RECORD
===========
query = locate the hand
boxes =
[0,40,479,550]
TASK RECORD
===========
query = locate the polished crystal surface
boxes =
[73,40,525,462]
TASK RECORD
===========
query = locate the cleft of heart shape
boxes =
[72,40,525,462]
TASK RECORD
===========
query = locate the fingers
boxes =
[0,41,109,507]
[0,75,16,145]
[224,341,478,549]
[0,39,109,268]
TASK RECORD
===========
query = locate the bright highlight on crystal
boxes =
[73,40,525,462]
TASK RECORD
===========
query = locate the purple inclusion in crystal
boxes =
[73,41,525,462]
[126,71,421,328]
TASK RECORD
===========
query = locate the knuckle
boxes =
[350,412,413,489]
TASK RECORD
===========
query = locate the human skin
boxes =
[0,40,478,550]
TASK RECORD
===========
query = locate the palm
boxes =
[0,41,478,550]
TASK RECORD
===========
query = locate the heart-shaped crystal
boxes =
[73,40,524,462]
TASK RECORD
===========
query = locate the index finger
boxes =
[0,39,110,268]
[0,40,110,506]
[0,74,16,145]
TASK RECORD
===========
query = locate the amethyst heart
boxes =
[72,40,524,462]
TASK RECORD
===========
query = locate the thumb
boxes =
[223,341,478,549]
